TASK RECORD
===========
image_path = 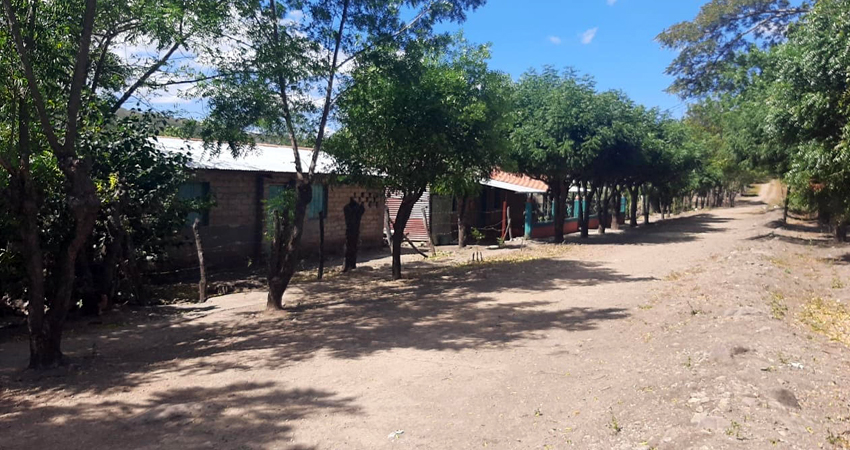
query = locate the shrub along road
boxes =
[2,185,849,449]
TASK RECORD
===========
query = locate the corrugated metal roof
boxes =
[386,189,431,241]
[156,136,336,174]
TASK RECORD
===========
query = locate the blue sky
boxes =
[440,0,704,116]
[135,0,702,119]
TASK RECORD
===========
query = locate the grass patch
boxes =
[799,297,850,347]
[607,412,622,434]
[725,420,744,440]
[664,271,683,281]
[826,429,850,448]
[768,257,790,270]
[832,277,845,290]
[769,292,788,320]
[448,245,571,271]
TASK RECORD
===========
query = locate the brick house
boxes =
[159,137,385,271]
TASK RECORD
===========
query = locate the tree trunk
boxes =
[611,192,621,231]
[629,186,639,227]
[343,199,365,272]
[95,205,126,310]
[192,217,207,302]
[391,191,424,280]
[783,184,791,224]
[642,187,650,225]
[651,194,661,214]
[12,99,52,368]
[266,183,311,310]
[551,181,565,243]
[835,221,848,243]
[121,234,144,304]
[457,196,468,249]
[819,205,832,227]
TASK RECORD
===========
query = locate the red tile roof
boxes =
[489,170,549,192]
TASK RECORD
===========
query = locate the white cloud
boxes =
[286,9,305,24]
[548,35,562,45]
[580,28,598,45]
[607,0,617,5]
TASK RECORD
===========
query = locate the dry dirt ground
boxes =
[2,184,850,450]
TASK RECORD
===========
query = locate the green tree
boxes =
[510,67,597,242]
[582,91,648,234]
[199,0,484,307]
[429,41,513,249]
[77,118,196,313]
[0,0,228,368]
[657,0,810,98]
[766,0,850,240]
[329,39,508,279]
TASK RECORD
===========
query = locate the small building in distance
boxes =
[158,137,385,272]
[387,170,625,244]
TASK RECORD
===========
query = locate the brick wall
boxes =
[309,184,385,249]
[167,170,385,272]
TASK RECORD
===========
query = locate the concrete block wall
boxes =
[310,185,385,249]
[165,170,385,272]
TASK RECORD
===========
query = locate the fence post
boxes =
[317,211,325,280]
[422,207,436,257]
[500,198,507,240]
[192,217,207,303]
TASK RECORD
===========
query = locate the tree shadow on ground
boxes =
[830,253,850,265]
[748,232,837,248]
[561,214,731,246]
[765,219,828,234]
[0,381,357,450]
[749,219,838,248]
[0,255,637,396]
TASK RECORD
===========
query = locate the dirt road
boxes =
[2,187,850,449]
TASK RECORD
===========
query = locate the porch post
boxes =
[524,195,533,239]
[501,198,508,240]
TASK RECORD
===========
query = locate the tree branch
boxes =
[310,0,350,178]
[334,0,435,71]
[63,0,98,155]
[90,32,114,92]
[269,0,304,179]
[148,71,256,87]
[2,0,61,153]
[110,37,186,113]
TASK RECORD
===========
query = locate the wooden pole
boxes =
[422,206,436,257]
[384,205,394,253]
[192,217,207,303]
[505,206,512,242]
[500,198,507,240]
[317,211,325,280]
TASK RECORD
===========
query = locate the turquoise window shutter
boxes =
[178,182,210,225]
[268,183,326,219]
[308,184,326,219]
